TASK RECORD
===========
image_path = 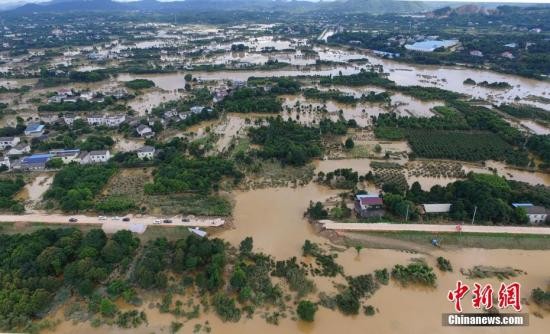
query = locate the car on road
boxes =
[98,216,107,220]
[182,217,190,222]
[163,219,173,224]
[153,219,161,225]
[112,216,120,220]
[122,217,130,222]
[69,218,78,223]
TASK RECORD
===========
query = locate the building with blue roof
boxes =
[512,203,534,208]
[18,153,51,171]
[24,124,45,137]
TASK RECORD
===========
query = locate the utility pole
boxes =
[405,205,409,223]
[471,206,477,225]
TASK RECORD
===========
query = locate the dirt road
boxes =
[319,220,550,235]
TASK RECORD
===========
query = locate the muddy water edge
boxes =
[46,183,550,334]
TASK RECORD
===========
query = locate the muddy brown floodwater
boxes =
[48,184,550,334]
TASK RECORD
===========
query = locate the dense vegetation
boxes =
[406,129,528,166]
[247,77,302,94]
[221,87,282,113]
[532,288,550,311]
[391,262,437,287]
[0,228,139,331]
[248,117,321,165]
[144,156,242,194]
[404,173,534,224]
[319,69,395,87]
[497,104,550,123]
[124,79,155,90]
[0,177,25,213]
[44,164,118,212]
[526,135,550,169]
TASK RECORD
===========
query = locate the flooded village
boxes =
[0,2,549,334]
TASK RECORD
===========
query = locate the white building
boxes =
[86,114,126,127]
[86,115,105,126]
[49,149,81,164]
[137,146,155,160]
[89,150,111,163]
[79,150,111,164]
[136,124,154,137]
[0,136,20,150]
[525,206,548,224]
[0,156,10,170]
[104,114,126,127]
[63,115,79,126]
[7,142,31,156]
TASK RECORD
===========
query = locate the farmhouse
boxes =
[136,124,154,138]
[354,194,384,218]
[512,203,548,224]
[136,146,155,160]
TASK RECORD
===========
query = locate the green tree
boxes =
[344,138,355,149]
[239,237,253,255]
[100,298,117,317]
[297,300,317,322]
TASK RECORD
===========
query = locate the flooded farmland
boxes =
[49,184,550,334]
[116,47,550,110]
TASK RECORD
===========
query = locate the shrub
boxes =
[297,300,318,322]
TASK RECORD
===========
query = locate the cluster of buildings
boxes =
[47,88,129,104]
[353,195,548,225]
[2,144,157,171]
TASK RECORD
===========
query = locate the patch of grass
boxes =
[348,144,370,158]
[138,226,191,243]
[146,194,232,216]
[0,222,99,235]
[360,231,550,250]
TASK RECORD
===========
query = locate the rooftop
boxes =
[25,123,45,132]
[138,146,155,153]
[525,206,547,215]
[22,154,51,164]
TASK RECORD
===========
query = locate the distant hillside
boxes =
[6,0,429,14]
[429,4,498,17]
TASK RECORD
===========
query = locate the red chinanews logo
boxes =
[447,281,522,312]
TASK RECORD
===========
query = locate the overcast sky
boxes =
[0,0,549,4]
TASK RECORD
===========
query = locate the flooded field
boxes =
[116,47,550,110]
[48,184,550,334]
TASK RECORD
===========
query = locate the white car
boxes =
[98,216,107,221]
[153,219,161,225]
[112,216,120,221]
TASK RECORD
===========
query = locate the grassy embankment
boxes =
[354,230,550,250]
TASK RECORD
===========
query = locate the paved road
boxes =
[0,212,225,229]
[319,220,550,235]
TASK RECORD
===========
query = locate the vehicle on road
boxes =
[122,217,130,222]
[112,216,120,220]
[98,216,107,220]
[153,219,161,224]
[182,217,190,222]
[163,219,173,224]
[69,218,78,223]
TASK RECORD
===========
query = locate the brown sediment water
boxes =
[116,51,550,109]
[45,183,550,334]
